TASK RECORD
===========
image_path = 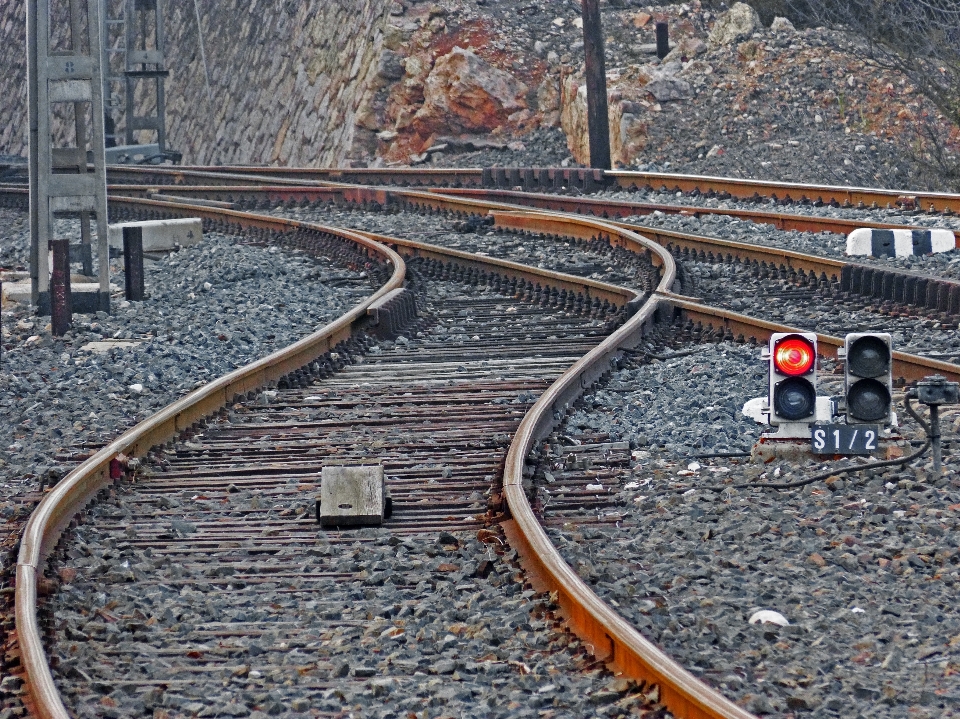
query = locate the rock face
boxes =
[560,75,651,167]
[0,0,391,166]
[411,47,529,139]
[707,2,762,47]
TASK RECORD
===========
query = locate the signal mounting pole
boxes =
[580,0,611,170]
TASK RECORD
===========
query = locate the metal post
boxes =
[930,403,942,476]
[27,0,40,308]
[51,239,72,336]
[656,21,670,60]
[580,0,611,170]
[123,225,145,300]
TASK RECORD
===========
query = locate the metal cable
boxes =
[688,396,933,493]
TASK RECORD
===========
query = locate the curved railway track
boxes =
[3,171,960,719]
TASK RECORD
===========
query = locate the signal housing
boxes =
[768,332,818,425]
[844,332,894,424]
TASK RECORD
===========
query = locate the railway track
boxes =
[77,164,960,215]
[24,162,960,319]
[4,169,960,719]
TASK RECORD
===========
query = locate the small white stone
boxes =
[624,481,640,490]
[551,17,565,27]
[585,483,604,491]
[814,114,823,123]
[203,281,212,291]
[850,607,865,613]
[749,610,789,626]
[687,462,701,472]
[741,396,767,423]
[128,383,144,394]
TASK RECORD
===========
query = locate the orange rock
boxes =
[633,12,652,28]
[808,552,826,567]
[410,47,528,139]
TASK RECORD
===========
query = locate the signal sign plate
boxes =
[811,424,880,455]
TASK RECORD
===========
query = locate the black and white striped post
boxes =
[846,228,955,257]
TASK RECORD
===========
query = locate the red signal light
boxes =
[773,336,815,376]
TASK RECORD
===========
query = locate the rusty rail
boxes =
[13,191,960,719]
[97,164,960,214]
[62,181,960,315]
[15,218,405,719]
[432,186,960,248]
[656,292,960,384]
[496,213,756,719]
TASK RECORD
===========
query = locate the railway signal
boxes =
[766,332,818,425]
[843,332,894,425]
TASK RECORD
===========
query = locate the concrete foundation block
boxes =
[108,218,203,252]
[318,464,387,527]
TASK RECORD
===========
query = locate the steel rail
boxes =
[14,217,405,719]
[428,186,960,247]
[494,211,756,719]
[352,229,632,309]
[655,291,960,384]
[12,191,959,719]
[607,170,960,214]
[98,164,960,213]
[58,181,960,314]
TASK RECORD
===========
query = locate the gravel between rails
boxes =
[43,279,668,719]
[529,334,960,718]
[1,206,370,502]
[267,202,960,359]
[1,206,373,714]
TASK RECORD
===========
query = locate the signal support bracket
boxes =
[760,397,834,439]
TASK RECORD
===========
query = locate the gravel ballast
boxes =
[39,275,666,718]
[535,338,960,718]
[269,201,960,360]
[1,207,369,512]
